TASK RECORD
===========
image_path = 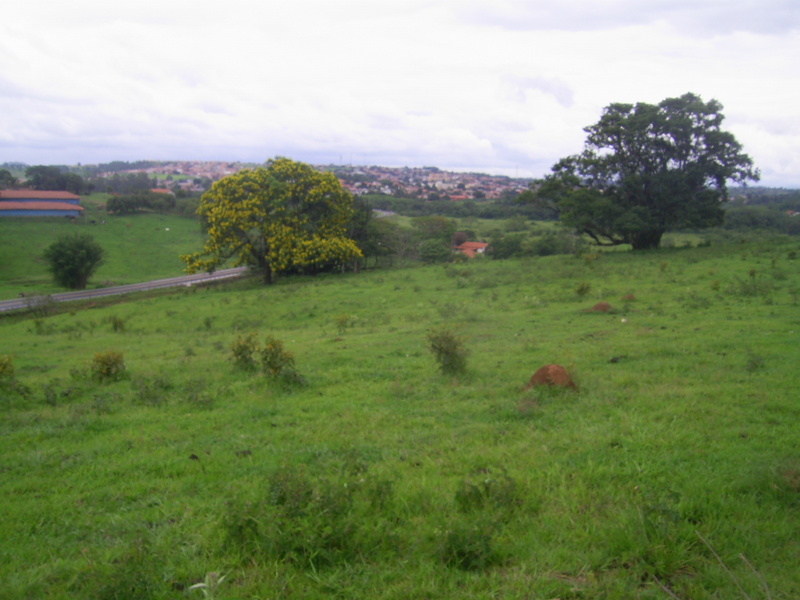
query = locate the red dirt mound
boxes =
[526,364,577,390]
[586,301,613,312]
[621,293,636,301]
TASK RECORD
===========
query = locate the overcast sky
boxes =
[2,0,798,186]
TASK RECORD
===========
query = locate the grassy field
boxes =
[0,196,205,298]
[1,233,800,598]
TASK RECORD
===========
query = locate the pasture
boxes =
[1,234,799,598]
[0,197,205,298]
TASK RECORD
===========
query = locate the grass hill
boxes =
[0,195,205,298]
[1,225,800,597]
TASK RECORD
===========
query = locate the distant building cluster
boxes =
[330,165,532,200]
[95,161,533,200]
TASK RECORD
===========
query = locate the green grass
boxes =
[1,236,800,598]
[0,196,205,298]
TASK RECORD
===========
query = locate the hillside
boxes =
[2,236,800,598]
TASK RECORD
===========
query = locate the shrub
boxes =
[230,333,259,371]
[575,281,591,297]
[224,466,378,569]
[90,351,128,382]
[231,334,305,386]
[427,326,469,375]
[107,315,126,332]
[0,355,15,385]
[261,337,302,383]
[42,233,105,290]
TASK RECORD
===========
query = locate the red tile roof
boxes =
[455,241,489,258]
[0,190,81,200]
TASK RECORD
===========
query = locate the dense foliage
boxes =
[42,233,105,290]
[182,158,362,284]
[105,191,177,215]
[531,93,760,250]
[24,165,91,194]
[364,194,552,220]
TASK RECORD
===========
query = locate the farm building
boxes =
[455,241,489,258]
[0,190,84,218]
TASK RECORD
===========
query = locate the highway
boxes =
[0,267,250,313]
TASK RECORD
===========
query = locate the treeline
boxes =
[80,160,161,176]
[106,191,200,216]
[17,165,93,194]
[723,188,800,235]
[723,206,800,235]
[361,194,554,220]
[92,172,157,195]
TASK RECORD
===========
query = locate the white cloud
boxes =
[0,0,798,185]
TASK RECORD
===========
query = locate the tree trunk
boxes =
[630,229,664,251]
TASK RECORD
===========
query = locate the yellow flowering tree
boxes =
[181,158,362,284]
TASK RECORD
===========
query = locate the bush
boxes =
[0,355,15,385]
[427,326,469,375]
[90,351,128,382]
[42,233,105,290]
[419,239,455,264]
[224,466,387,569]
[231,334,305,385]
[260,336,300,382]
[230,333,259,371]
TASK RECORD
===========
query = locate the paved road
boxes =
[0,267,250,313]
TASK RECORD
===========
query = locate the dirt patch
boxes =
[526,364,577,390]
[586,302,613,312]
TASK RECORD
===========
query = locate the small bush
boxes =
[0,355,15,385]
[575,281,591,297]
[427,326,469,375]
[230,333,259,371]
[224,466,379,569]
[107,315,126,332]
[90,351,128,383]
[260,337,298,380]
[230,334,305,386]
[40,378,81,406]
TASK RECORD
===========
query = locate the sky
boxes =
[1,0,799,186]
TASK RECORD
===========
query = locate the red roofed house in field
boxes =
[0,190,84,218]
[455,241,489,258]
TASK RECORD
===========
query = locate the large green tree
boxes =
[181,158,362,284]
[25,165,89,194]
[530,93,759,250]
[43,233,105,290]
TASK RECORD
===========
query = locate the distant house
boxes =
[0,190,84,218]
[455,241,489,258]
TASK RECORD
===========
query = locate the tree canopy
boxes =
[24,165,90,194]
[530,93,759,250]
[43,233,105,290]
[181,158,362,284]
